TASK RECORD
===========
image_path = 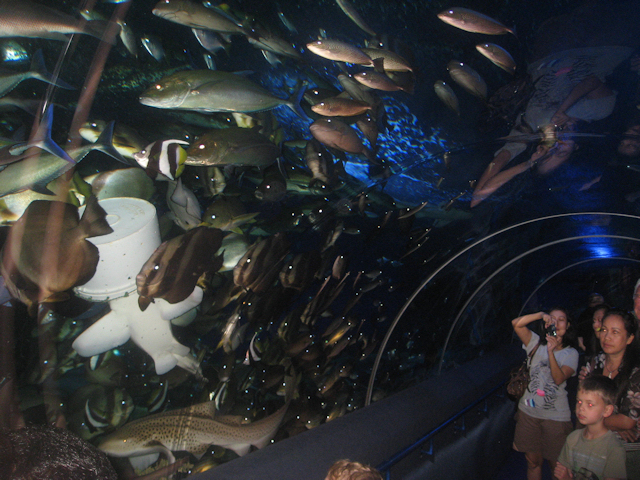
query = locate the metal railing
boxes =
[376,379,508,479]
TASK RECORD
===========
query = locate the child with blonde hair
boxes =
[555,375,626,480]
[324,459,383,480]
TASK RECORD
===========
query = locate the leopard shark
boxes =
[97,400,288,468]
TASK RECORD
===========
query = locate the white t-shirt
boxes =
[518,332,579,422]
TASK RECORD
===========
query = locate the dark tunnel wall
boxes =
[367,212,640,402]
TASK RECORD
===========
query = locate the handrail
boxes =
[376,379,508,479]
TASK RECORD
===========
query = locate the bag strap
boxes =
[526,342,541,368]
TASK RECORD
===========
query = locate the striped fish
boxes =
[134,139,189,180]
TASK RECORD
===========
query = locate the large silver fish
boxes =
[98,400,289,461]
[202,196,258,233]
[336,0,376,37]
[152,0,247,36]
[139,70,307,118]
[361,47,413,72]
[311,97,372,117]
[353,71,402,92]
[0,0,112,41]
[0,121,122,197]
[437,7,515,36]
[434,80,460,115]
[186,127,280,168]
[307,39,373,66]
[309,118,375,162]
[248,25,302,61]
[79,120,147,162]
[476,43,516,74]
[447,60,487,99]
[0,49,73,98]
[85,168,155,201]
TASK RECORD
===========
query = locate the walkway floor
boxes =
[495,450,554,480]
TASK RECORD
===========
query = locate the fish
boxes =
[255,163,287,202]
[79,120,147,162]
[186,127,280,168]
[353,71,403,92]
[192,28,228,55]
[309,118,375,163]
[217,233,251,272]
[217,309,248,354]
[98,400,289,461]
[118,21,138,58]
[306,39,374,66]
[141,34,165,62]
[8,105,75,164]
[261,49,282,67]
[360,47,413,72]
[139,70,308,118]
[311,97,372,117]
[0,0,114,41]
[166,178,202,230]
[183,165,227,197]
[134,139,189,180]
[0,120,122,197]
[437,8,515,36]
[336,0,376,37]
[0,96,40,115]
[83,386,134,431]
[434,80,460,115]
[279,251,321,291]
[276,3,297,33]
[79,9,137,58]
[152,0,247,36]
[447,60,487,99]
[0,196,113,315]
[233,233,290,293]
[84,168,155,201]
[136,226,224,311]
[203,196,258,233]
[475,43,516,74]
[0,49,74,98]
[248,26,302,61]
[204,53,217,70]
[305,138,337,191]
[338,73,377,105]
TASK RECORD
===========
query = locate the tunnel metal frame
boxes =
[366,211,640,405]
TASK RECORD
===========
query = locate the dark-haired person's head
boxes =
[0,425,117,480]
[618,124,640,158]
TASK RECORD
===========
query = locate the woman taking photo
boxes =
[580,308,640,476]
[511,309,579,480]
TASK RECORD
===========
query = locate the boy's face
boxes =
[576,389,613,427]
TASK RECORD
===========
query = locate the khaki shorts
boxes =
[513,409,573,463]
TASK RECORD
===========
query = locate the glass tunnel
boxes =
[0,0,639,478]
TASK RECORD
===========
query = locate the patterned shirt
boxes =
[585,353,640,444]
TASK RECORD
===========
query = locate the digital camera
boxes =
[545,324,557,337]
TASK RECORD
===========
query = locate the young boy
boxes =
[324,459,383,480]
[554,375,627,480]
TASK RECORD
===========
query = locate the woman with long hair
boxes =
[580,308,640,476]
[511,308,580,480]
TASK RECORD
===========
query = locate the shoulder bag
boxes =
[507,342,541,400]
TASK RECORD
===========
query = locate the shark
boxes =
[97,400,289,467]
